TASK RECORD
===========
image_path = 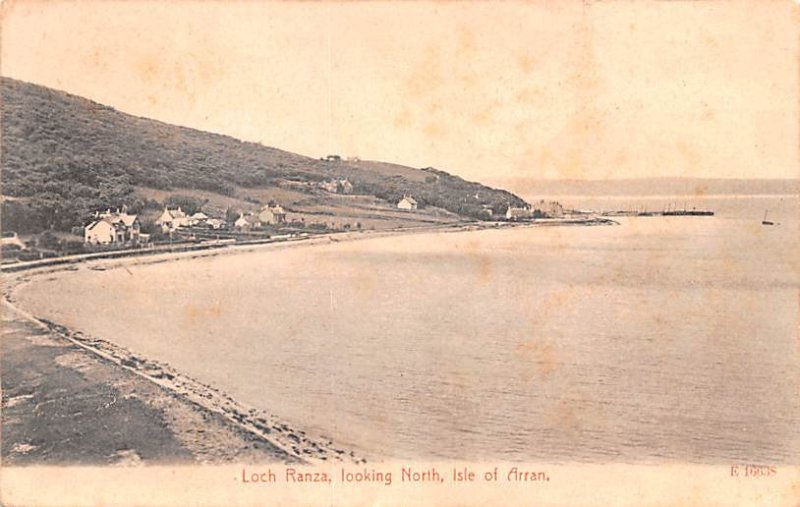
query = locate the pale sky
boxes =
[2,1,798,181]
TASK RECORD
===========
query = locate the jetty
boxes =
[661,209,714,216]
[600,207,715,218]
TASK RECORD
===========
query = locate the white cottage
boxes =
[85,220,118,244]
[505,206,533,221]
[319,178,354,194]
[189,212,209,226]
[84,210,140,245]
[397,195,418,210]
[234,213,260,230]
[258,204,287,225]
[206,218,226,230]
[155,207,190,232]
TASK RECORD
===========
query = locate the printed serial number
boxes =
[730,465,776,478]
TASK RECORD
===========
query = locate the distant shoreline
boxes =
[1,216,615,275]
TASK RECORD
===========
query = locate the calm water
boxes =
[15,196,800,463]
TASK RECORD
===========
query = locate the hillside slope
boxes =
[0,77,526,233]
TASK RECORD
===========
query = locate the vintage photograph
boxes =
[1,1,798,505]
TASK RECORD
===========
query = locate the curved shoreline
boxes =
[2,222,479,274]
[2,223,489,465]
[3,296,369,464]
[2,217,615,465]
[1,216,614,275]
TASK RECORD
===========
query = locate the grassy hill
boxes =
[1,77,526,234]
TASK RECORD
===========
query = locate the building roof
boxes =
[88,211,138,230]
[85,219,110,231]
[506,207,532,218]
[191,212,209,220]
[260,204,286,214]
[164,207,187,219]
[235,214,256,225]
[118,214,138,226]
[400,196,417,205]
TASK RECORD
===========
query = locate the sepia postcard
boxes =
[0,1,798,505]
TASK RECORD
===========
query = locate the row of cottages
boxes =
[187,211,226,230]
[155,207,191,232]
[505,206,533,221]
[84,209,142,245]
[258,204,287,225]
[532,200,565,218]
[156,207,226,232]
[505,200,565,221]
[318,178,354,194]
[234,204,288,230]
[322,154,361,163]
[397,195,418,210]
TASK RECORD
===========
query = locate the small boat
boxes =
[762,210,774,226]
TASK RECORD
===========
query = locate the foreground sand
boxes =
[1,305,297,465]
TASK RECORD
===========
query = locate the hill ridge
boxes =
[1,77,526,233]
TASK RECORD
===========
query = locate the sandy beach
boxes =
[0,222,512,465]
[2,217,618,465]
[2,226,444,465]
[1,303,298,465]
